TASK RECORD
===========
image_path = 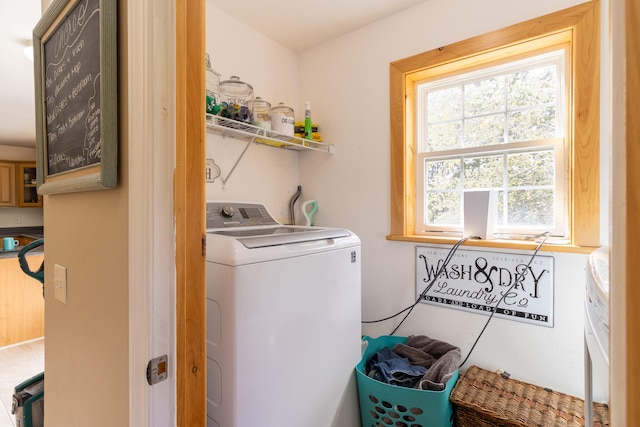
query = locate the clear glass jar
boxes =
[270,102,295,136]
[205,53,220,115]
[218,76,254,123]
[249,97,271,129]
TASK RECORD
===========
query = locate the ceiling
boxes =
[0,0,427,148]
[208,0,428,53]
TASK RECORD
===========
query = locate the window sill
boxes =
[386,234,597,254]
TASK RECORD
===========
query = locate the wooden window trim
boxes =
[389,1,600,254]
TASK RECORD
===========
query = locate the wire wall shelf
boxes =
[205,114,335,154]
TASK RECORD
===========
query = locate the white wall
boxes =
[0,207,43,227]
[205,3,302,223]
[296,0,604,401]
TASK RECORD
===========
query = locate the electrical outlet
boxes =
[54,264,67,304]
[14,216,22,224]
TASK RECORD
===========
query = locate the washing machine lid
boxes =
[210,227,351,248]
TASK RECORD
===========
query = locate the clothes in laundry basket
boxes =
[392,335,461,391]
[366,347,427,388]
[366,335,461,391]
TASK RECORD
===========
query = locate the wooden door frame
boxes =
[618,0,638,424]
[625,1,640,423]
[610,0,638,425]
[175,0,206,425]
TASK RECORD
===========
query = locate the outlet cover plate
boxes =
[54,264,67,304]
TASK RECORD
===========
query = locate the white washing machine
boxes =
[205,201,362,427]
[584,246,609,426]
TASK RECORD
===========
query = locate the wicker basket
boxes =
[450,366,609,427]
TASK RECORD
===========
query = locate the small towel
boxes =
[393,335,461,391]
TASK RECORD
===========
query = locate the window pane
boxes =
[414,49,567,236]
[496,190,505,225]
[508,64,557,109]
[507,151,554,186]
[464,76,505,117]
[427,121,462,151]
[463,155,503,188]
[464,113,505,147]
[426,158,460,190]
[427,192,461,225]
[427,87,462,123]
[507,189,554,225]
[508,106,556,141]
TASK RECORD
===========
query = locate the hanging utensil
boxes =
[301,200,318,226]
[289,185,302,225]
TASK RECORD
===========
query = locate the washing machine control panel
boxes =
[206,202,279,228]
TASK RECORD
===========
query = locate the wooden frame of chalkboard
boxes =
[33,0,117,194]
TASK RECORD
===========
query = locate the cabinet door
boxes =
[0,162,16,207]
[0,255,45,346]
[17,163,42,207]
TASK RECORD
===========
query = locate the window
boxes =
[389,1,600,250]
[416,49,568,237]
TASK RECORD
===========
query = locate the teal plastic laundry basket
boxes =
[356,336,458,427]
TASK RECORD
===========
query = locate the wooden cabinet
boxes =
[17,163,42,207]
[0,162,16,207]
[0,255,45,347]
[0,161,42,208]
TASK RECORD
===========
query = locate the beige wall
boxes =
[44,189,129,426]
[42,0,130,425]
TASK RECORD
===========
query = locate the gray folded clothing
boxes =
[392,335,461,391]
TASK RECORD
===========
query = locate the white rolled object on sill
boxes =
[463,190,494,240]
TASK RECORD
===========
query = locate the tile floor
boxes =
[0,339,44,427]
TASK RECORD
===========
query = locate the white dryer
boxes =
[205,201,362,427]
[584,246,609,426]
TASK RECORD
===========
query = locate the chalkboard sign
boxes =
[33,0,117,194]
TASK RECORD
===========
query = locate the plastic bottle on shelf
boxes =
[304,101,313,140]
[205,53,221,116]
